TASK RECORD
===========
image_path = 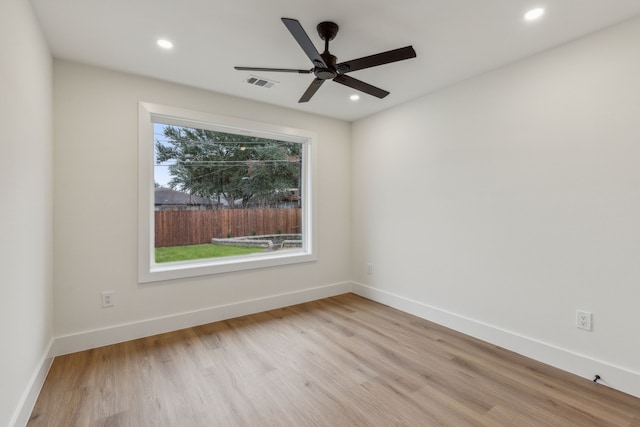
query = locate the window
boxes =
[138,102,316,283]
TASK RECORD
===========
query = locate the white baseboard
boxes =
[351,282,640,399]
[10,339,54,427]
[52,282,352,357]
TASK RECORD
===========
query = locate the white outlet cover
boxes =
[576,310,592,331]
[102,291,115,308]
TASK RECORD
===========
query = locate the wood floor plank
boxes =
[28,294,640,426]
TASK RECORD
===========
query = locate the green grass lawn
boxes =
[155,243,264,263]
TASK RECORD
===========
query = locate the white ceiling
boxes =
[30,0,640,122]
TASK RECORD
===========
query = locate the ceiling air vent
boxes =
[245,75,278,89]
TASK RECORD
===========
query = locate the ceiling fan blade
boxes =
[336,46,416,74]
[282,18,327,69]
[333,74,389,99]
[234,66,312,74]
[299,78,325,103]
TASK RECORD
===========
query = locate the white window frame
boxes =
[138,102,317,283]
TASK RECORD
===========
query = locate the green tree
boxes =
[155,125,300,208]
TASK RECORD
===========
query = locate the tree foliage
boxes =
[155,125,301,208]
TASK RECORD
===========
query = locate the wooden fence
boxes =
[155,208,302,247]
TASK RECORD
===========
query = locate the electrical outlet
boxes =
[576,310,592,331]
[102,291,115,308]
[367,262,373,274]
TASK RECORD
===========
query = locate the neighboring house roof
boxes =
[155,188,214,206]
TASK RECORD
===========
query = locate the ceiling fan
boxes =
[235,18,417,103]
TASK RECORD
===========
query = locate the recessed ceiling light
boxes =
[350,94,360,101]
[524,7,545,21]
[157,39,173,49]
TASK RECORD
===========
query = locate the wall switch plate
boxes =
[102,291,115,308]
[576,310,592,331]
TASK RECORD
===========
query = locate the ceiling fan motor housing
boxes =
[315,53,337,79]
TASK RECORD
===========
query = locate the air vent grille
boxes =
[245,75,278,89]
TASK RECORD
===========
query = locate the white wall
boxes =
[352,16,640,397]
[0,0,54,425]
[52,61,351,348]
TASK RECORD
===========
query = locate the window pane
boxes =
[153,122,303,264]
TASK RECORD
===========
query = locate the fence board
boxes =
[154,208,302,247]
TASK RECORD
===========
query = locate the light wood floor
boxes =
[29,294,640,426]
